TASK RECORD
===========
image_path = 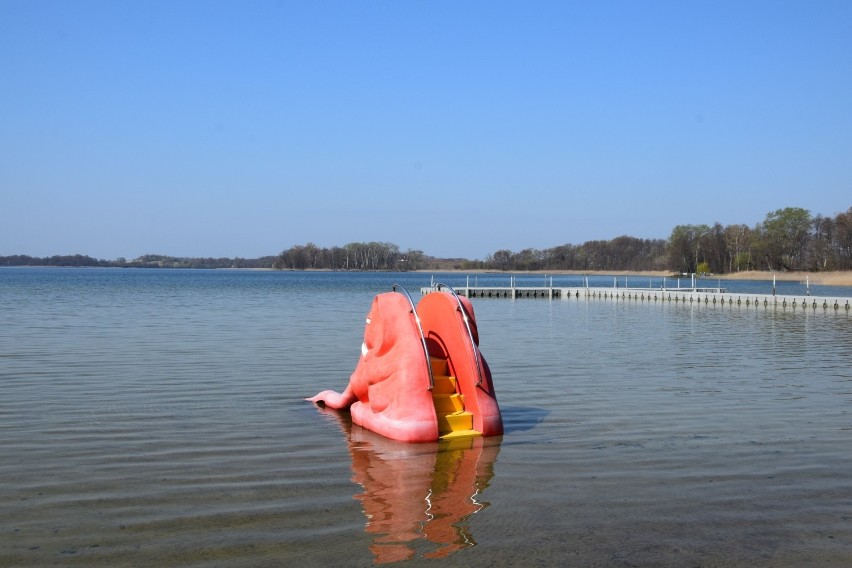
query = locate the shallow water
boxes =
[1,268,851,567]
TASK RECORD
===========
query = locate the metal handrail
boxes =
[435,283,485,386]
[391,283,434,390]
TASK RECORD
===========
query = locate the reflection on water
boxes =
[3,269,852,567]
[316,407,501,564]
[499,405,550,434]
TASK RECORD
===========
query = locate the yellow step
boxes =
[439,429,482,441]
[430,357,448,376]
[438,410,474,434]
[431,374,458,395]
[433,393,465,413]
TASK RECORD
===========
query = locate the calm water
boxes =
[1,268,851,567]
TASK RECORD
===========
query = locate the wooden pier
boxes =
[420,285,852,313]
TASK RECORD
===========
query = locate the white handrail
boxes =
[435,283,485,386]
[391,284,434,390]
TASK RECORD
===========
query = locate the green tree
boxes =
[724,224,752,272]
[759,207,812,270]
[835,207,852,269]
[487,250,512,271]
[668,224,710,274]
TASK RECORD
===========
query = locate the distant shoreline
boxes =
[4,265,851,286]
[418,270,852,286]
[418,269,852,286]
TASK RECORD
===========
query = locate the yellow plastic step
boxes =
[439,429,482,441]
[430,357,448,376]
[430,356,480,440]
[433,393,465,413]
[438,410,474,434]
[432,374,458,395]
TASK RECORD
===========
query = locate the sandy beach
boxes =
[716,270,852,286]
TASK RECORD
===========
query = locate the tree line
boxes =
[2,206,850,273]
[665,206,852,274]
[273,242,434,271]
[0,254,278,269]
[275,206,852,273]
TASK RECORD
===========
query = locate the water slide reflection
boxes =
[316,407,501,563]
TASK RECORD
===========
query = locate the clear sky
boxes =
[2,1,851,260]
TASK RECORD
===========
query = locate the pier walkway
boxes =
[420,285,851,314]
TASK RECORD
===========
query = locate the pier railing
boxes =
[420,283,851,314]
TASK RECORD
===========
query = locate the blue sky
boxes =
[2,1,851,260]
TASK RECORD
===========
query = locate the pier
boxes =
[420,285,851,313]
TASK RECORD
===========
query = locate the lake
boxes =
[1,268,851,567]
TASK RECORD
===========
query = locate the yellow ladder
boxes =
[430,357,481,440]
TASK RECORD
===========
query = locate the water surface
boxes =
[1,268,851,567]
